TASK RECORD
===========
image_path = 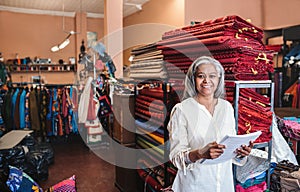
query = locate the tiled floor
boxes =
[39,134,119,192]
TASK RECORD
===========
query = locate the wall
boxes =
[185,0,300,30]
[0,10,104,83]
[185,0,263,27]
[123,0,185,66]
[263,0,300,29]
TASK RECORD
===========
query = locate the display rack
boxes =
[232,80,274,190]
[134,81,179,192]
[7,63,77,73]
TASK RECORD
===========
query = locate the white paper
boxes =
[201,131,262,165]
[0,130,33,150]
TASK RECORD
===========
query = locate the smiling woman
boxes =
[167,56,253,192]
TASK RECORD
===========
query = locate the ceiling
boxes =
[0,0,150,18]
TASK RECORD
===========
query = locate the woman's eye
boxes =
[209,75,217,79]
[198,74,205,79]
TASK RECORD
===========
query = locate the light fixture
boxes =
[51,0,82,52]
[51,31,75,52]
[125,3,143,10]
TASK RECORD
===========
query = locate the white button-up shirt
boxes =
[168,97,236,192]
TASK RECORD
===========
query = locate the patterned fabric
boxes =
[46,175,76,192]
[6,165,23,192]
[157,15,274,81]
[98,95,112,117]
[6,166,43,192]
[237,88,273,143]
[25,91,31,129]
[17,171,43,192]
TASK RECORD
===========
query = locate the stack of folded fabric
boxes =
[135,86,167,192]
[135,86,178,191]
[157,15,274,82]
[130,43,168,80]
[270,160,300,192]
[279,117,300,140]
[235,149,276,192]
[237,88,273,143]
[224,82,273,143]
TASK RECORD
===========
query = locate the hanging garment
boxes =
[284,81,299,108]
[39,88,48,136]
[19,89,26,129]
[3,89,13,131]
[272,115,298,165]
[69,86,78,133]
[11,88,19,130]
[78,77,93,123]
[13,89,23,130]
[29,89,41,131]
[86,87,97,121]
[98,95,112,117]
[25,91,31,129]
[46,88,53,136]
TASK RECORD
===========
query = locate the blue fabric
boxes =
[19,89,26,129]
[284,44,300,61]
[6,166,23,192]
[237,163,276,188]
[46,89,53,136]
[69,87,78,134]
[52,88,58,136]
[135,119,164,135]
[11,89,19,129]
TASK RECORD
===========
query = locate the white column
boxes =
[104,0,123,78]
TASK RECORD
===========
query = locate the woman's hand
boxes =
[189,141,225,162]
[235,141,254,158]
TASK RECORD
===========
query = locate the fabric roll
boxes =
[137,133,162,147]
[135,107,165,123]
[135,119,164,136]
[137,126,164,143]
[136,137,164,158]
[137,169,163,191]
[138,87,164,99]
[136,96,165,111]
[135,102,164,115]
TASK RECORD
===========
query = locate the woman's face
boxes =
[195,63,219,97]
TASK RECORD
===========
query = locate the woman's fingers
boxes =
[236,141,254,156]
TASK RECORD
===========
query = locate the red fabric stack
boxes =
[238,88,273,142]
[225,82,273,142]
[157,15,275,81]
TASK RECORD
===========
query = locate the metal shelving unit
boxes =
[233,80,274,190]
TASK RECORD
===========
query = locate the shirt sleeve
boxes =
[167,104,194,175]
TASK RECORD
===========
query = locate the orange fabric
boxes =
[285,81,298,108]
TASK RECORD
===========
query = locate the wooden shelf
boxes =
[6,64,77,73]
